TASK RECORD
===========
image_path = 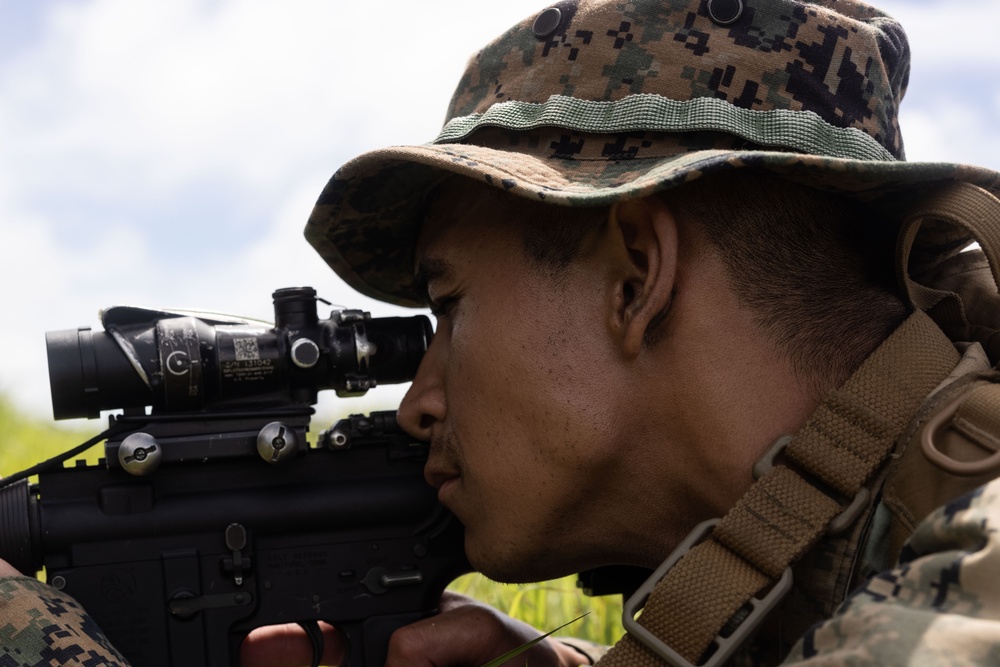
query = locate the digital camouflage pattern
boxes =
[0,576,127,666]
[304,0,1000,307]
[782,478,1000,666]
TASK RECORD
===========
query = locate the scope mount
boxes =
[104,409,314,475]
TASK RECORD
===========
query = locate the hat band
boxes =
[435,94,895,163]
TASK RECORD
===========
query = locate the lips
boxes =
[424,444,462,512]
[436,477,460,505]
[424,464,460,491]
[424,432,462,488]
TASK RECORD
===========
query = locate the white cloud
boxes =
[877,0,1000,66]
[0,209,155,419]
[0,0,548,201]
[0,0,551,421]
[900,99,1000,168]
[2,0,999,425]
[871,1,1000,171]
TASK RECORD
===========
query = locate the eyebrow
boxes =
[413,258,455,303]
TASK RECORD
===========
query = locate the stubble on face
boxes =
[429,430,465,482]
[408,180,651,582]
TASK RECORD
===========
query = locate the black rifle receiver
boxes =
[0,288,470,667]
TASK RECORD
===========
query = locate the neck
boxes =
[632,248,824,566]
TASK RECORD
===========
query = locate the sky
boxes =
[1,0,998,430]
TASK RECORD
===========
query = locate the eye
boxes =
[429,295,459,318]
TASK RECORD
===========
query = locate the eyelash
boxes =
[429,295,458,318]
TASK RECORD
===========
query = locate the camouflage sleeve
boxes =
[0,575,130,666]
[782,478,1000,666]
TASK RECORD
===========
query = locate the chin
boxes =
[466,536,577,584]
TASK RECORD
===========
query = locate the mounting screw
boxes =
[257,422,299,464]
[119,432,162,476]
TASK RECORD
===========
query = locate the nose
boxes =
[397,338,446,441]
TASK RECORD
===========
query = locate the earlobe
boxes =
[606,195,680,357]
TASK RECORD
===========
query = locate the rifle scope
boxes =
[45,287,432,419]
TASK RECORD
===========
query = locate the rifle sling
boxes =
[600,181,1000,667]
[897,182,1000,358]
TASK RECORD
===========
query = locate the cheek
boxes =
[449,286,622,477]
[441,294,552,473]
[448,307,532,439]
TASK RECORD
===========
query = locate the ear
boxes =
[604,194,679,357]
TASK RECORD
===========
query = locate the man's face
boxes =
[395,178,830,582]
[397,181,642,582]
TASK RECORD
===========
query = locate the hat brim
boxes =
[305,129,1000,308]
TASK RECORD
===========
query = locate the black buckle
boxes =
[621,519,793,667]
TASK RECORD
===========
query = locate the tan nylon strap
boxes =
[783,315,953,497]
[897,181,1000,324]
[599,311,958,667]
[598,182,1000,666]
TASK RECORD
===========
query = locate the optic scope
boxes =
[45,287,432,419]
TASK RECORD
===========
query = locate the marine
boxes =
[4,0,1000,665]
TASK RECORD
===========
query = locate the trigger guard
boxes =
[296,620,324,667]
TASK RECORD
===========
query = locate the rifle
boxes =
[0,287,470,667]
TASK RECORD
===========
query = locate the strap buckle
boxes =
[621,519,793,667]
[921,385,1000,477]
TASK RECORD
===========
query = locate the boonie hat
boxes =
[305,0,1000,307]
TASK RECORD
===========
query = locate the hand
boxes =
[240,621,344,667]
[0,558,22,577]
[386,592,588,667]
[236,592,589,667]
[0,557,348,667]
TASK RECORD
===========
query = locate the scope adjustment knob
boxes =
[290,337,321,369]
[119,432,162,476]
[257,422,299,464]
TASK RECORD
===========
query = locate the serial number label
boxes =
[221,358,275,383]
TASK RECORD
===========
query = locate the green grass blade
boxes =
[477,613,590,667]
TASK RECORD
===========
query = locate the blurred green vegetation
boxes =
[0,395,624,649]
[0,399,100,476]
[448,572,624,647]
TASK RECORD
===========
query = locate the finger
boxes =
[386,602,566,667]
[0,558,22,577]
[240,621,344,667]
[438,590,478,612]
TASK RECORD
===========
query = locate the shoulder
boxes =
[0,575,131,666]
[782,479,1000,666]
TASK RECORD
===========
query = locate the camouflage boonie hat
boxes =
[305,0,1000,307]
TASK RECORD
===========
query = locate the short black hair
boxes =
[669,169,908,393]
[485,170,908,394]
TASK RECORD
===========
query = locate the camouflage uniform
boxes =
[0,576,128,666]
[784,478,1000,666]
[5,1,1000,665]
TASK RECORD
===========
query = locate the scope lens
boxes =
[46,328,151,420]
